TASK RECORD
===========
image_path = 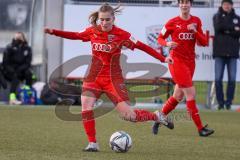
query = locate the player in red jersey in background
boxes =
[152,0,214,137]
[45,3,173,152]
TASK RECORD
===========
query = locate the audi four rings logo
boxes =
[178,32,195,40]
[92,43,112,52]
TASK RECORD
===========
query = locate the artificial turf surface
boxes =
[0,105,239,160]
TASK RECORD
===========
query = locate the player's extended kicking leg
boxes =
[115,101,167,123]
[152,85,184,134]
[105,77,170,124]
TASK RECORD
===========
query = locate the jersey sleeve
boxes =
[135,41,166,62]
[52,27,91,42]
[195,18,209,46]
[121,32,138,50]
[158,20,174,46]
[121,31,165,62]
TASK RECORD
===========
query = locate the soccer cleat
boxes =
[82,142,99,152]
[199,124,214,137]
[152,120,174,135]
[152,122,161,135]
[154,111,174,130]
[225,105,231,110]
[217,105,224,110]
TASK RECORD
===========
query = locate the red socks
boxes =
[82,110,96,142]
[186,100,203,131]
[162,96,179,115]
[134,109,157,122]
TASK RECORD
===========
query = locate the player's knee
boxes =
[81,98,95,110]
[173,93,184,102]
[186,94,195,101]
[82,91,96,98]
[184,90,196,100]
[174,95,184,102]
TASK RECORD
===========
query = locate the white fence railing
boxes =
[65,0,240,8]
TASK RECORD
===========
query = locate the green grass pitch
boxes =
[0,105,239,160]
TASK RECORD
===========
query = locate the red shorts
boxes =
[82,76,129,105]
[169,57,195,88]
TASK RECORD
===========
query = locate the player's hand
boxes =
[166,41,178,49]
[165,56,173,64]
[44,28,54,34]
[187,23,197,32]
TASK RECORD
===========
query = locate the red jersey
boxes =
[158,15,208,60]
[52,25,166,78]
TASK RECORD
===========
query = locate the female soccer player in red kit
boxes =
[45,3,173,151]
[152,0,214,137]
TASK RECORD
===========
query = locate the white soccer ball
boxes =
[109,131,132,153]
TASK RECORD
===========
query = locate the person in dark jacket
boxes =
[2,32,32,105]
[0,64,7,89]
[213,0,240,110]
